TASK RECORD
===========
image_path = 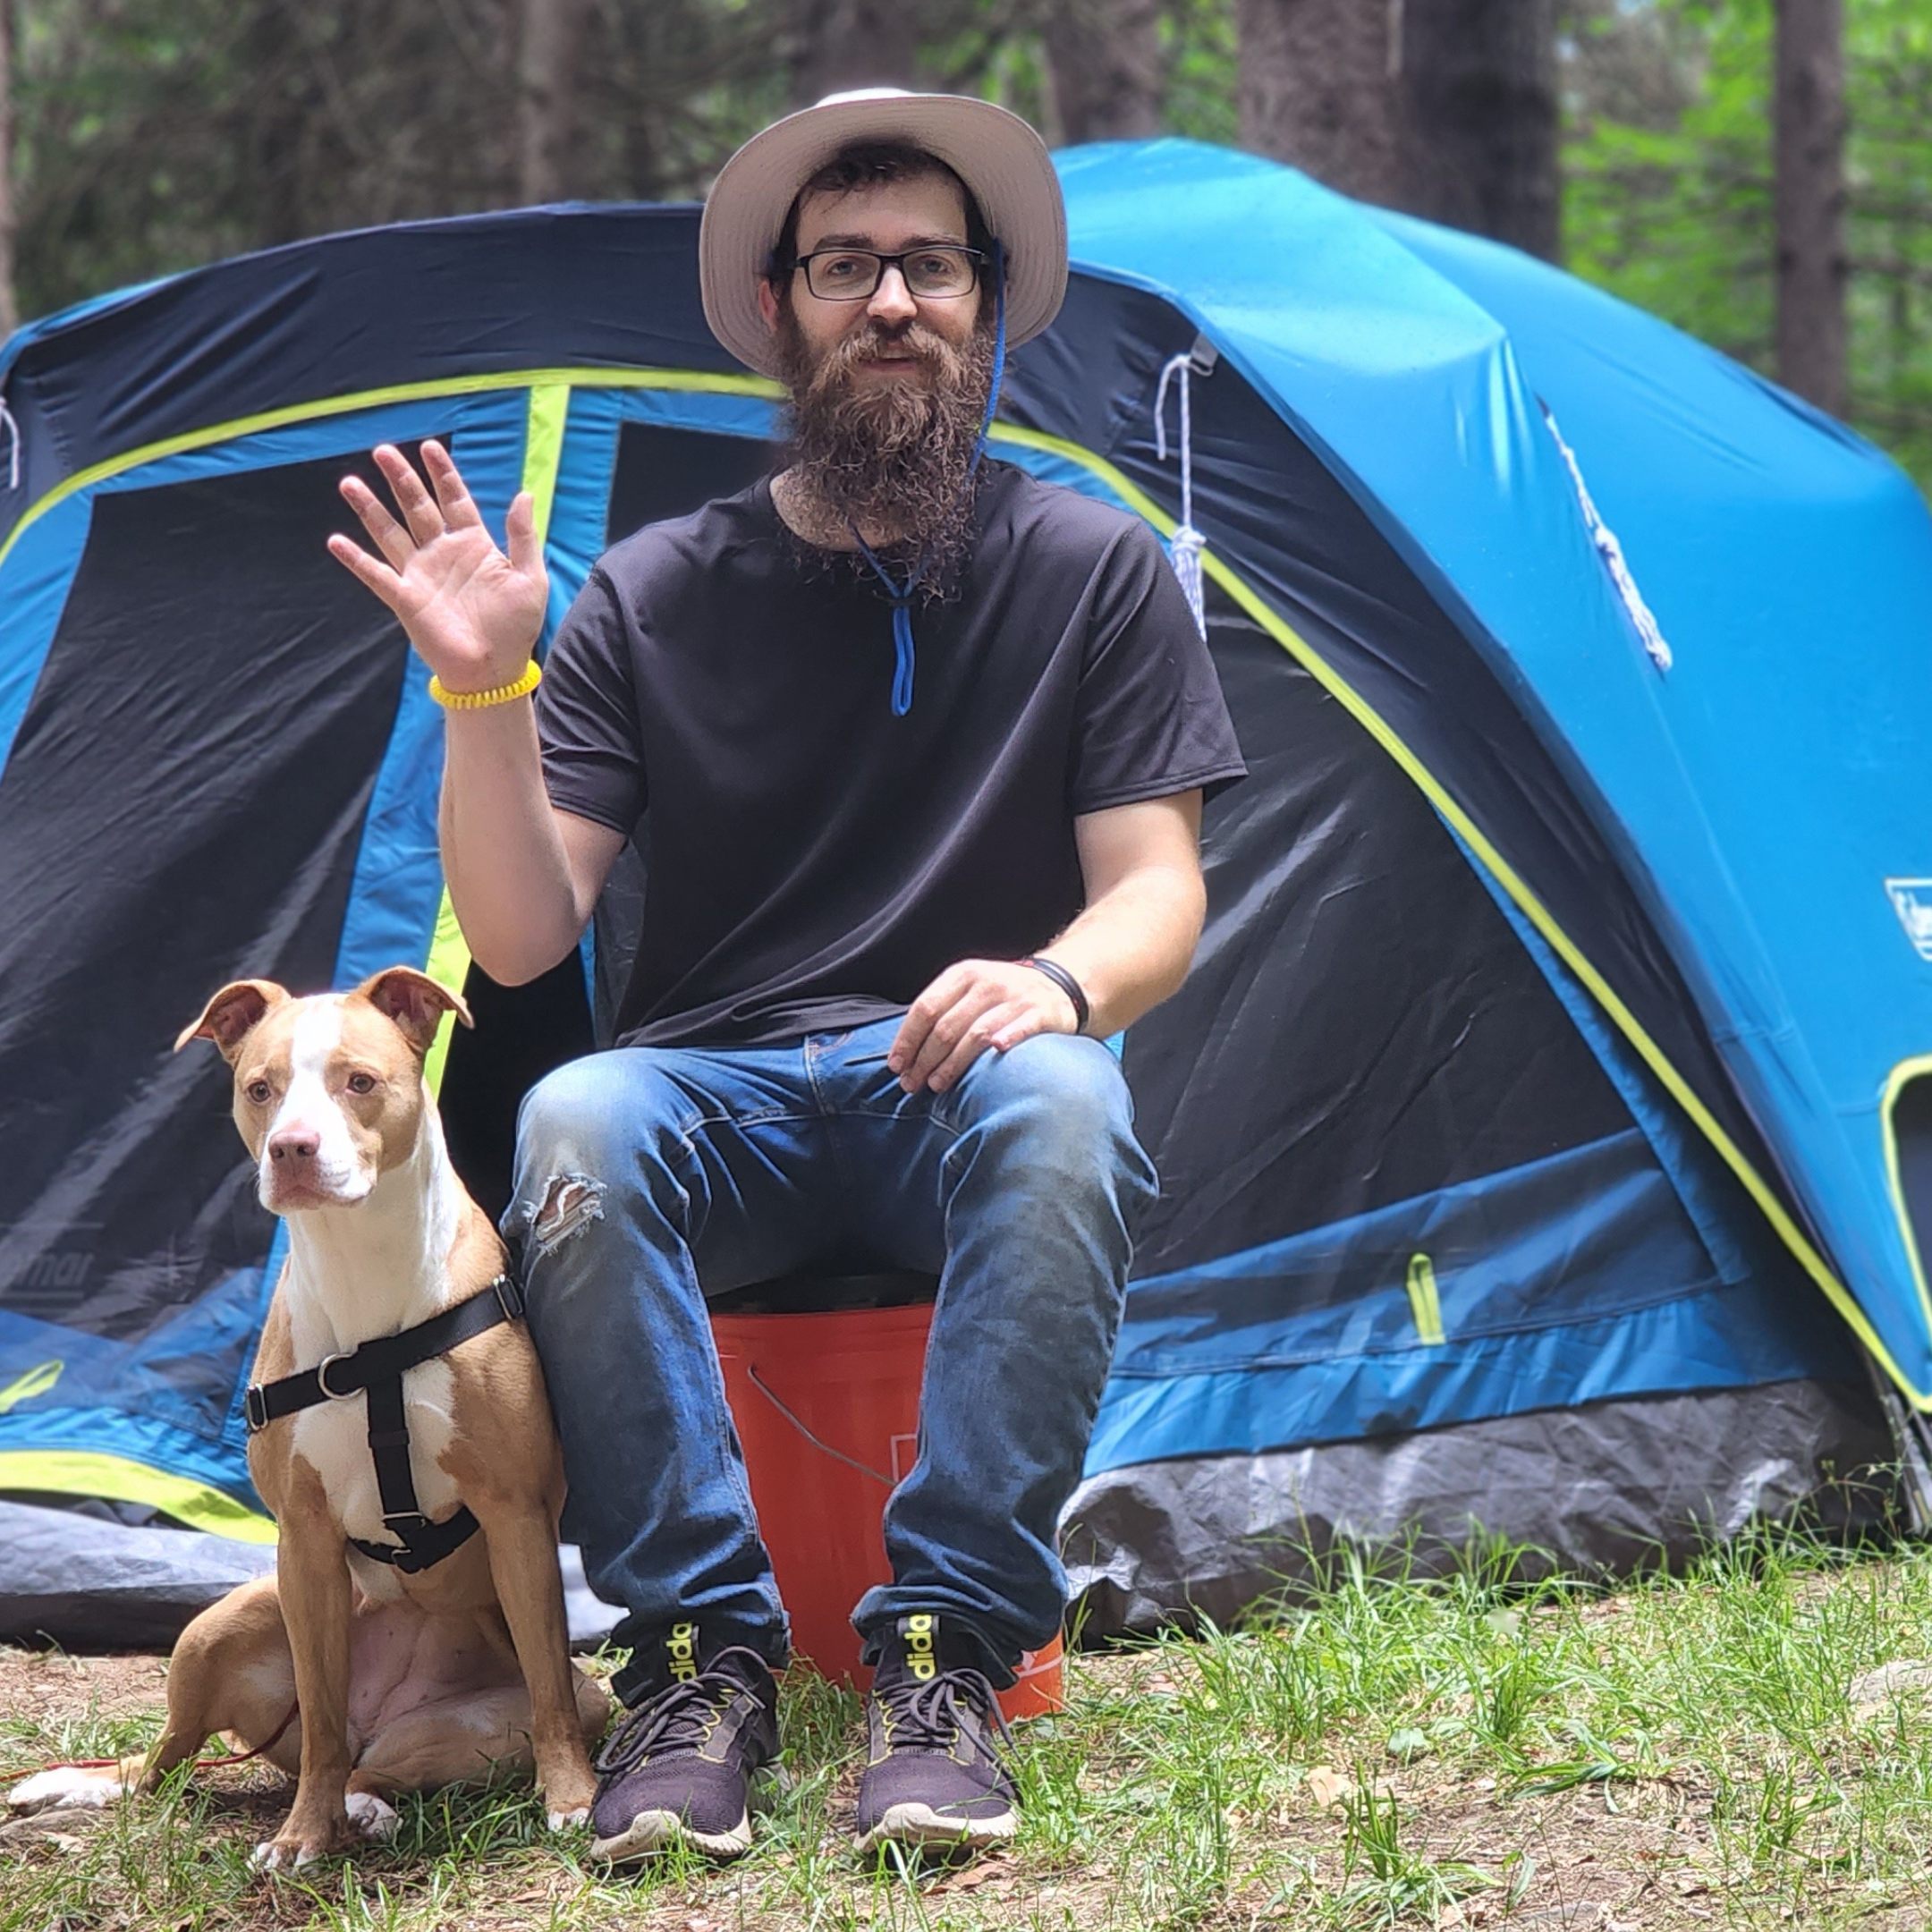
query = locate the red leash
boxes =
[12,1701,300,1780]
[194,1698,301,1769]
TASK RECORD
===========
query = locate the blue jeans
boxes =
[506,1017,1156,1691]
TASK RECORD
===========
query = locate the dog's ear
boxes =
[358,967,473,1058]
[175,980,288,1060]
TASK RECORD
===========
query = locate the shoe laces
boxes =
[876,1665,1013,1756]
[594,1653,762,1777]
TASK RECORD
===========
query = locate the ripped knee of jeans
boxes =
[530,1173,606,1257]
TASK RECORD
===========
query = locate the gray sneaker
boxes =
[854,1613,1018,1856]
[590,1625,780,1863]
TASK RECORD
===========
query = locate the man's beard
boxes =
[776,308,996,599]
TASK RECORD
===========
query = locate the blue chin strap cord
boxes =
[850,242,1007,717]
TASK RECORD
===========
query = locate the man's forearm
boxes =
[439,705,585,986]
[1037,861,1206,1039]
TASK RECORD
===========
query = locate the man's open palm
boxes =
[328,441,548,692]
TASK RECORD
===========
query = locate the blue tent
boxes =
[0,139,1924,1630]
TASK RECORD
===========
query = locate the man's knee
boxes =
[942,1036,1156,1290]
[953,1034,1143,1181]
[511,1052,688,1251]
[517,1054,622,1173]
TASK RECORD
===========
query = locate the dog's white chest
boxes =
[292,1358,462,1551]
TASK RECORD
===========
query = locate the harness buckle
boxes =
[316,1351,360,1400]
[493,1272,526,1323]
[382,1510,432,1532]
[244,1385,268,1434]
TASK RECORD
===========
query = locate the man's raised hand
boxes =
[328,443,548,696]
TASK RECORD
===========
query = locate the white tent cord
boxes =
[0,398,17,494]
[1542,404,1673,674]
[1154,351,1208,638]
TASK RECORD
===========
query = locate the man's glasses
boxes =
[794,246,985,301]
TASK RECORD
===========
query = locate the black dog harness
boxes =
[244,1273,525,1574]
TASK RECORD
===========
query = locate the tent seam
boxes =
[423,380,576,1098]
[0,367,782,577]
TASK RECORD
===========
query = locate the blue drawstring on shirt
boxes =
[850,242,1007,717]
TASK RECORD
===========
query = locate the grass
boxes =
[12,1521,1932,1927]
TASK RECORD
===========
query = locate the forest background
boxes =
[1,0,1928,489]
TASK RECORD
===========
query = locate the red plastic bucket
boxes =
[710,1301,1064,1722]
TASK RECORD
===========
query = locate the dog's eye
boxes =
[244,1080,272,1105]
[346,1072,377,1096]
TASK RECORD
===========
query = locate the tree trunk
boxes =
[1774,0,1849,415]
[0,0,14,340]
[788,0,919,108]
[1237,0,1558,258]
[242,4,309,250]
[1398,0,1558,260]
[1236,0,1404,206]
[1044,0,1168,146]
[518,0,586,204]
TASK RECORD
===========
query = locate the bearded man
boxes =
[329,90,1244,1864]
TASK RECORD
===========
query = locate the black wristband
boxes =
[1018,955,1090,1035]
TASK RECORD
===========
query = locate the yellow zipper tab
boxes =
[0,1359,62,1413]
[1405,1253,1446,1346]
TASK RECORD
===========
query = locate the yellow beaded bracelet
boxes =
[428,661,542,710]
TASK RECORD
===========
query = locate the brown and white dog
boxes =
[7,968,605,1867]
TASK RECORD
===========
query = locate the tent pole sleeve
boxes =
[0,1449,276,1544]
[422,382,573,1097]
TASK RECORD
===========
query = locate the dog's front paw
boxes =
[7,1767,125,1815]
[539,1764,597,1832]
[251,1835,323,1872]
[251,1812,356,1871]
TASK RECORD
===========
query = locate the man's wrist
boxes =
[1018,955,1090,1035]
[429,661,541,710]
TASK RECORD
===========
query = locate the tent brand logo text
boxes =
[3,1251,92,1291]
[666,1622,699,1682]
[1886,880,1932,961]
[904,1613,937,1680]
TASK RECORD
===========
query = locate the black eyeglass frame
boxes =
[791,245,987,302]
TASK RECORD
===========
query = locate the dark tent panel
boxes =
[1127,609,1635,1275]
[607,420,775,548]
[439,957,596,1227]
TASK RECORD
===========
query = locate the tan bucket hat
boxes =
[699,89,1069,380]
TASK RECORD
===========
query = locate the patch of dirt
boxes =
[0,1646,171,1728]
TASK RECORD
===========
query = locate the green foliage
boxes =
[1333,1775,1493,1928]
[9,0,798,321]
[1563,0,1932,487]
[1847,0,1932,478]
[1563,0,1775,365]
[13,0,1932,493]
[1161,0,1239,149]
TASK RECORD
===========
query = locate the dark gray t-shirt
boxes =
[537,462,1245,1048]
